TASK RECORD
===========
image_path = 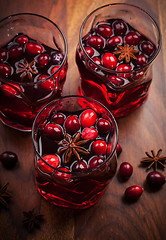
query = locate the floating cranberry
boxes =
[116,143,122,156]
[52,52,63,65]
[91,140,107,155]
[108,75,124,86]
[0,48,8,62]
[51,112,66,125]
[43,123,63,140]
[89,156,105,169]
[89,57,102,70]
[9,45,23,58]
[97,118,111,135]
[146,171,165,189]
[37,75,55,91]
[72,161,88,172]
[133,71,144,80]
[0,63,11,77]
[1,83,22,98]
[15,35,28,44]
[80,109,97,128]
[117,64,132,79]
[125,185,143,201]
[0,151,18,169]
[64,115,80,135]
[113,20,127,36]
[84,46,94,57]
[102,53,117,69]
[26,42,44,55]
[53,167,71,182]
[81,127,98,140]
[137,54,148,66]
[51,65,66,80]
[141,41,155,56]
[125,32,140,45]
[39,154,60,174]
[96,24,112,38]
[87,35,104,50]
[38,53,49,67]
[107,36,122,49]
[119,162,133,179]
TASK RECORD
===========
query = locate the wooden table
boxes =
[0,0,165,239]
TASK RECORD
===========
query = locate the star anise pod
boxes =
[23,208,44,232]
[113,44,139,63]
[57,132,90,164]
[0,182,12,208]
[16,58,38,81]
[140,149,166,171]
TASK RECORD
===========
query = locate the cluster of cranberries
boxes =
[81,18,156,86]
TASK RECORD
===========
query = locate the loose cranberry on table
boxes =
[80,109,97,128]
[37,75,55,91]
[0,151,18,169]
[116,143,122,156]
[64,115,80,135]
[125,185,143,201]
[102,53,117,69]
[96,24,112,38]
[43,123,63,140]
[81,127,98,140]
[146,171,165,189]
[1,83,22,98]
[119,162,133,180]
[39,154,60,174]
[91,140,107,155]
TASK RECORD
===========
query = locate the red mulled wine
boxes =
[0,33,67,131]
[76,16,160,117]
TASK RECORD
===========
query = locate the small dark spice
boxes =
[22,208,44,232]
[0,182,12,208]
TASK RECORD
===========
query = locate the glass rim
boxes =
[79,3,161,74]
[0,12,68,86]
[32,95,119,175]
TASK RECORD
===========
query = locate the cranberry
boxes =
[51,65,66,80]
[0,63,11,77]
[137,54,148,66]
[87,35,104,50]
[119,162,133,179]
[116,143,122,156]
[26,42,44,55]
[146,171,165,189]
[107,36,122,49]
[96,24,112,38]
[113,20,127,36]
[102,53,117,69]
[64,115,80,135]
[108,75,124,86]
[141,41,155,56]
[84,46,94,57]
[37,75,55,91]
[97,118,111,135]
[9,45,23,58]
[43,123,63,140]
[125,32,140,45]
[0,151,18,169]
[107,142,112,156]
[52,52,63,64]
[72,161,88,172]
[91,140,107,155]
[0,48,8,62]
[125,185,143,201]
[53,167,71,182]
[117,64,132,79]
[51,112,66,125]
[89,57,102,70]
[80,109,97,128]
[89,156,104,169]
[15,35,28,44]
[133,71,144,80]
[1,83,22,98]
[39,154,60,174]
[37,53,49,67]
[81,127,98,140]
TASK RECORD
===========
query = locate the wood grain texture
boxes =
[0,0,166,240]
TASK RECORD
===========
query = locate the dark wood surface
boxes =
[0,0,166,240]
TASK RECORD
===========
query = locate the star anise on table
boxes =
[57,132,90,164]
[140,149,166,171]
[113,44,139,63]
[0,182,12,208]
[22,208,44,232]
[16,58,38,81]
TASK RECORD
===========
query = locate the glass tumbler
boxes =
[32,95,118,209]
[0,13,67,131]
[76,3,161,117]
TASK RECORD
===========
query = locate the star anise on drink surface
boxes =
[140,149,166,171]
[22,208,44,232]
[57,132,90,164]
[0,182,12,208]
[113,44,139,63]
[16,58,38,81]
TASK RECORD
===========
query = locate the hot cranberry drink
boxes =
[0,33,67,131]
[76,5,161,117]
[33,96,118,209]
